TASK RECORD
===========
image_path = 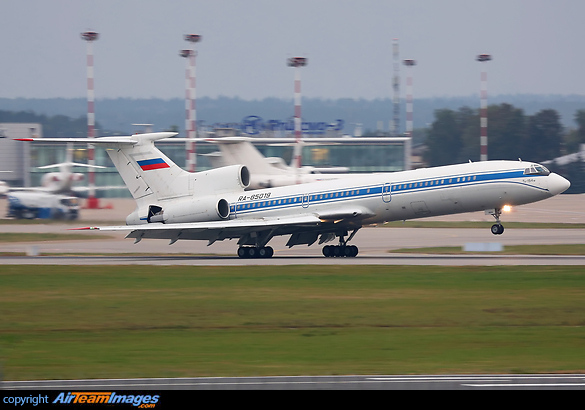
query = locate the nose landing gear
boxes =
[491,223,505,235]
[489,208,505,235]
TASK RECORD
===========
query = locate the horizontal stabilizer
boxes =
[15,132,178,146]
[38,162,106,170]
[16,136,137,144]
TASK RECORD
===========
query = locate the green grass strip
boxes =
[1,265,585,380]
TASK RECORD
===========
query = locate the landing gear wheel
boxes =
[346,245,358,257]
[491,224,504,235]
[321,229,360,258]
[488,208,505,235]
[322,245,359,258]
[258,246,273,258]
[237,246,274,259]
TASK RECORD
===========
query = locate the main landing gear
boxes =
[237,246,274,259]
[322,244,358,258]
[489,208,505,235]
[322,229,360,258]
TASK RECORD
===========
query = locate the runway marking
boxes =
[368,377,510,382]
[369,375,585,387]
[463,383,585,387]
[369,375,585,380]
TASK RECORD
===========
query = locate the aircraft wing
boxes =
[7,185,127,194]
[71,185,128,193]
[6,187,52,192]
[73,214,323,245]
[72,206,371,246]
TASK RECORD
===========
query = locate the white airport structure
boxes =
[4,128,412,199]
[0,123,40,188]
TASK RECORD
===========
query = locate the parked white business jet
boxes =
[0,172,11,196]
[4,146,112,219]
[8,145,106,195]
[17,132,570,258]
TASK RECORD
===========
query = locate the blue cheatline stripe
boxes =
[229,169,547,217]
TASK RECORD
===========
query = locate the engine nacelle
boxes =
[124,165,249,225]
[194,165,250,193]
[146,196,230,224]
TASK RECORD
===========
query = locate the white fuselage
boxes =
[137,160,567,227]
[40,171,84,193]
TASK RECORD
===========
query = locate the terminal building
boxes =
[1,123,412,198]
[0,123,39,188]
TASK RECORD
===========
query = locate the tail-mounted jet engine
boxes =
[144,165,249,224]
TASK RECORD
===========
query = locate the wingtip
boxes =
[68,226,100,231]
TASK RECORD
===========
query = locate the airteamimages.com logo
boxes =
[3,392,159,408]
[53,392,159,407]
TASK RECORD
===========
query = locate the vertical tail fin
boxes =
[104,132,194,206]
[212,139,286,176]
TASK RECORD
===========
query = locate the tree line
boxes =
[2,104,584,192]
[424,104,585,165]
[423,104,585,193]
[0,110,95,138]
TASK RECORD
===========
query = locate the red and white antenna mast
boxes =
[182,34,201,172]
[403,59,416,138]
[81,30,100,208]
[391,38,400,136]
[403,59,416,171]
[287,56,307,181]
[477,53,492,161]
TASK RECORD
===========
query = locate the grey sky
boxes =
[2,0,584,100]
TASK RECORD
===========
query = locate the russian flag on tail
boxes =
[137,158,170,171]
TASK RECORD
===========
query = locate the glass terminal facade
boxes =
[28,137,410,198]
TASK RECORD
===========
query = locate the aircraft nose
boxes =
[549,173,571,196]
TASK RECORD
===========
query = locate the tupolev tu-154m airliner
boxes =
[17,132,570,258]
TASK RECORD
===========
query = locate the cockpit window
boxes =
[524,164,550,176]
[60,198,79,206]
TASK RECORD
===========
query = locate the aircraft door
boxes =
[302,194,310,208]
[382,183,392,203]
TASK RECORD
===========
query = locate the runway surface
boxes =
[4,374,585,390]
[3,252,585,266]
[2,225,585,265]
[2,194,584,266]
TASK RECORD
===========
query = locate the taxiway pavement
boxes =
[4,374,585,390]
